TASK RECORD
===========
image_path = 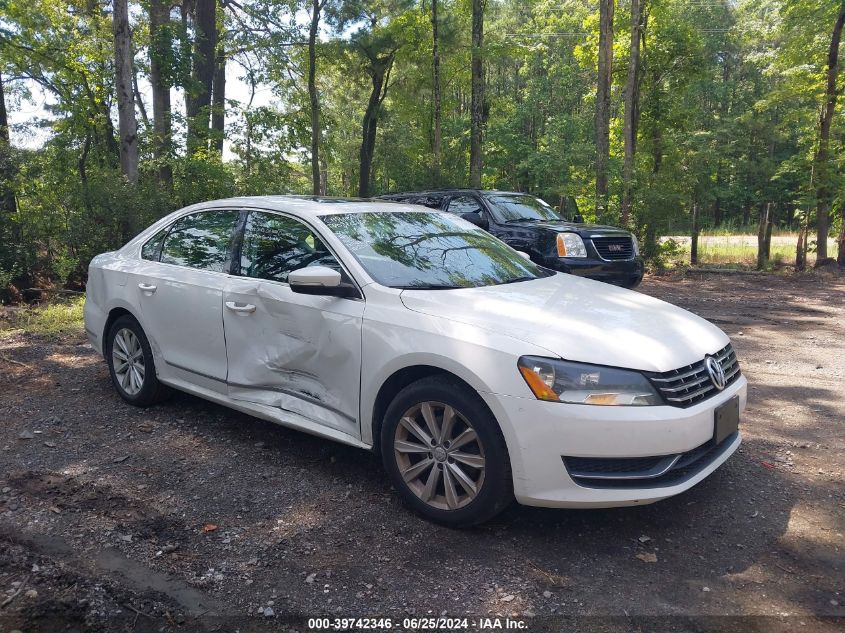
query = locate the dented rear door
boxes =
[221,210,364,439]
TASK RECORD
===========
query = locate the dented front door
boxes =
[221,211,364,439]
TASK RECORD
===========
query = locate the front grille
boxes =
[592,236,634,260]
[563,432,738,489]
[647,343,741,408]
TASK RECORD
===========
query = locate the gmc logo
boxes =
[608,244,624,252]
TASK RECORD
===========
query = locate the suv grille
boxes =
[592,236,634,260]
[647,343,741,408]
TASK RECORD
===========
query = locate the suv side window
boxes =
[446,195,484,215]
[413,195,445,210]
[239,211,340,283]
[159,211,240,272]
[141,228,168,261]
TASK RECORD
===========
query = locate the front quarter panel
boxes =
[358,286,550,454]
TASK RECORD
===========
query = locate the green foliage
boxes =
[0,0,843,298]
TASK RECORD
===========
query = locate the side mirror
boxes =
[572,213,584,224]
[288,266,359,298]
[515,250,532,261]
[461,211,489,230]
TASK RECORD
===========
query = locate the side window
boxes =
[239,211,340,283]
[414,195,445,210]
[446,195,483,215]
[159,211,239,272]
[141,228,168,261]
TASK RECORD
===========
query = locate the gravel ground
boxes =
[0,271,843,632]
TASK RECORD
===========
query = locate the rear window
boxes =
[141,228,168,261]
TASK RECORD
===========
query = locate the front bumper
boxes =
[544,256,644,288]
[481,376,747,508]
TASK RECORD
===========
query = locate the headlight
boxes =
[556,233,587,258]
[517,356,661,406]
[632,234,640,256]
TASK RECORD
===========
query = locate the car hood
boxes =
[399,274,728,373]
[505,220,629,235]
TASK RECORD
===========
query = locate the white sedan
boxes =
[84,196,746,526]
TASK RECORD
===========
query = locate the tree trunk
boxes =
[690,203,699,265]
[319,150,328,195]
[0,70,18,229]
[814,3,845,264]
[757,202,771,270]
[112,0,139,184]
[186,0,217,153]
[469,0,484,188]
[211,42,226,154]
[308,0,321,196]
[149,0,173,188]
[358,54,394,198]
[621,0,643,228]
[796,230,806,271]
[431,0,442,187]
[765,204,774,260]
[596,0,614,218]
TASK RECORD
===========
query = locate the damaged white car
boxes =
[84,196,746,526]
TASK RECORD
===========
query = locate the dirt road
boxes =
[1,272,843,632]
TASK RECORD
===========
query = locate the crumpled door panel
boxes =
[223,278,364,437]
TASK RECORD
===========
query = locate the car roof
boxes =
[188,195,423,218]
[380,189,534,197]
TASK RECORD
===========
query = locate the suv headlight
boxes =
[632,234,640,256]
[517,356,661,405]
[556,233,587,258]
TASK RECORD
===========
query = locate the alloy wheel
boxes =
[393,401,486,511]
[112,327,145,395]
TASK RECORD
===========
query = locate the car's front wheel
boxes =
[380,376,513,527]
[106,315,167,407]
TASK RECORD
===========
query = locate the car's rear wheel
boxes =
[381,376,512,527]
[106,315,167,406]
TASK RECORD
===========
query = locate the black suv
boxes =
[378,189,644,288]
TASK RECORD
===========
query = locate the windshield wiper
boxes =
[505,217,542,223]
[498,275,538,285]
[396,283,461,290]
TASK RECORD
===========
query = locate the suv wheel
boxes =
[381,376,513,527]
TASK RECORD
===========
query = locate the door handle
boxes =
[138,283,157,293]
[225,301,256,314]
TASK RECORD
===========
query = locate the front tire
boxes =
[106,315,167,407]
[380,376,513,527]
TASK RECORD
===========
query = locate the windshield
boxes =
[321,211,548,289]
[484,193,561,222]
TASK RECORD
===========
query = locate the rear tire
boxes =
[380,376,513,527]
[105,315,167,407]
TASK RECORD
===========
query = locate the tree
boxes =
[113,0,139,184]
[149,0,174,188]
[211,25,227,155]
[0,70,16,219]
[813,2,845,264]
[621,0,644,227]
[431,0,442,186]
[358,45,396,197]
[186,0,218,153]
[308,0,327,195]
[469,0,484,188]
[595,0,614,219]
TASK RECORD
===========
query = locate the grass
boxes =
[0,295,86,339]
[662,234,838,269]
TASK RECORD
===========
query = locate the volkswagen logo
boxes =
[705,356,727,390]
